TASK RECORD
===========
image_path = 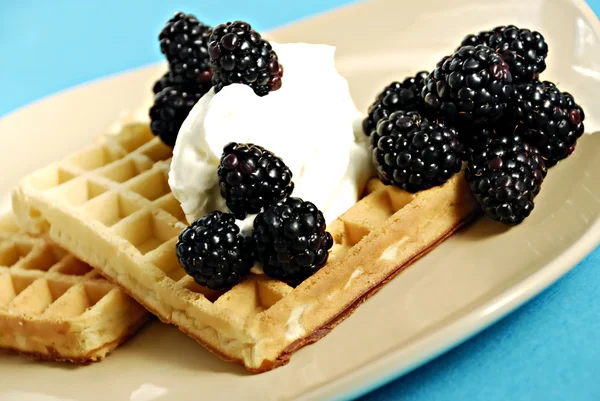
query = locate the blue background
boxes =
[2,1,600,400]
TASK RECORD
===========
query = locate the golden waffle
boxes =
[13,121,478,372]
[0,213,148,362]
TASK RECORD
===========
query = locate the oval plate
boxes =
[1,0,600,400]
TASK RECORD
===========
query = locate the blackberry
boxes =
[371,111,463,192]
[362,71,429,136]
[149,86,202,147]
[458,118,516,158]
[153,70,211,97]
[458,26,547,83]
[153,73,174,94]
[218,143,294,219]
[175,211,253,290]
[488,25,548,82]
[458,28,499,48]
[511,81,585,166]
[466,137,547,225]
[422,45,514,126]
[208,21,283,96]
[159,12,213,86]
[252,197,333,286]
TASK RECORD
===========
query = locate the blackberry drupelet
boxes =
[489,25,548,82]
[218,143,294,219]
[422,45,514,126]
[252,197,333,287]
[466,136,547,225]
[149,86,203,147]
[208,21,283,96]
[511,81,585,166]
[175,211,253,290]
[371,110,463,192]
[159,12,213,87]
[362,71,429,137]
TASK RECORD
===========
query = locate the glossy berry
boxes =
[422,45,514,126]
[252,197,333,286]
[153,72,175,94]
[466,137,547,225]
[218,143,294,219]
[371,111,463,192]
[149,86,203,147]
[459,25,548,83]
[489,25,548,83]
[511,81,585,166]
[362,71,429,136]
[208,21,283,96]
[458,27,503,48]
[159,12,213,87]
[458,118,516,158]
[176,211,253,290]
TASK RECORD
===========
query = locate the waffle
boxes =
[13,121,478,372]
[0,213,148,362]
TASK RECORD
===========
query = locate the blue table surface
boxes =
[2,1,600,400]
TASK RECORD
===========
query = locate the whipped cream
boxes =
[169,42,373,230]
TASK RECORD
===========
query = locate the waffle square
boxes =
[0,213,148,362]
[13,121,477,371]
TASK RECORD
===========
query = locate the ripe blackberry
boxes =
[458,118,516,158]
[458,26,508,48]
[362,71,429,137]
[252,197,333,287]
[159,12,213,86]
[511,81,585,166]
[149,86,202,147]
[175,211,253,290]
[218,143,294,219]
[371,110,463,192]
[466,137,547,225]
[422,45,514,126]
[208,21,283,97]
[488,25,548,82]
[153,73,174,94]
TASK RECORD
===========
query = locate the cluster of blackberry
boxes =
[365,25,585,226]
[177,143,332,290]
[150,15,284,147]
[150,13,213,147]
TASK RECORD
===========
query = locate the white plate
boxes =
[1,0,600,400]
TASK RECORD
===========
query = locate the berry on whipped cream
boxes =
[208,21,283,96]
[168,42,374,234]
[218,142,294,219]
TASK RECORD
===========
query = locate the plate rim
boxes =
[1,0,600,400]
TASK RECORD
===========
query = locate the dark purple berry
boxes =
[176,211,252,290]
[371,110,463,192]
[252,197,333,286]
[422,45,514,126]
[218,143,294,219]
[149,86,203,147]
[158,12,213,88]
[466,136,547,225]
[208,21,283,96]
[363,71,429,137]
[511,81,585,166]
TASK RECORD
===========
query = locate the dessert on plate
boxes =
[0,213,148,361]
[9,14,585,372]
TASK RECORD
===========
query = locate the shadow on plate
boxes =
[118,319,250,375]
